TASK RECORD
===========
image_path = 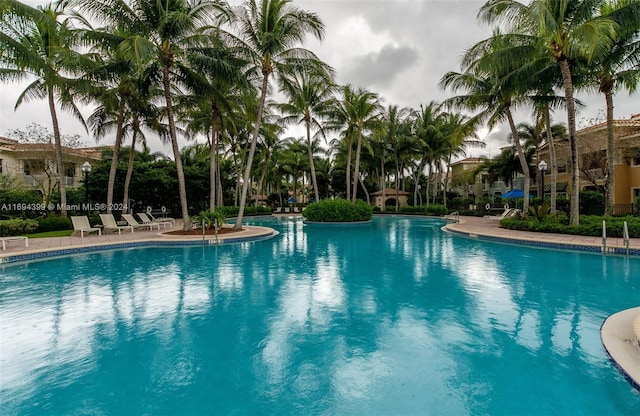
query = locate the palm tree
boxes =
[412,102,446,205]
[440,112,482,208]
[478,0,620,224]
[326,85,382,202]
[587,0,640,215]
[231,0,326,230]
[380,104,412,211]
[0,1,89,216]
[278,68,335,203]
[74,0,229,230]
[441,32,536,213]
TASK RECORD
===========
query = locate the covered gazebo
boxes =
[371,189,410,209]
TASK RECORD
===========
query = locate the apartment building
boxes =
[0,136,102,192]
[449,114,640,212]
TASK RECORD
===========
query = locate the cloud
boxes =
[2,0,637,158]
[341,44,419,89]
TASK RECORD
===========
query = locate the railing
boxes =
[612,204,635,216]
[446,211,460,223]
[602,220,632,256]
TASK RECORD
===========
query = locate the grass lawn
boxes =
[26,230,74,238]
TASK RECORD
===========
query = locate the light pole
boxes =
[82,161,92,213]
[538,160,547,200]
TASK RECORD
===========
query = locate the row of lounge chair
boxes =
[273,207,300,213]
[71,213,175,238]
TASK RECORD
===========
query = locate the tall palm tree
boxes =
[74,0,229,230]
[441,32,537,213]
[440,112,482,208]
[326,85,382,202]
[278,68,335,203]
[587,0,640,215]
[0,1,89,216]
[412,102,446,205]
[379,105,412,210]
[478,0,620,224]
[231,0,326,230]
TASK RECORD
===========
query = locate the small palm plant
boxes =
[528,202,551,223]
[197,210,226,230]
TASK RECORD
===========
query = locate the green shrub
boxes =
[0,218,39,236]
[399,205,424,214]
[397,204,447,216]
[302,199,373,222]
[0,189,43,218]
[193,210,226,228]
[36,214,73,233]
[425,204,448,216]
[500,214,640,237]
[214,205,271,218]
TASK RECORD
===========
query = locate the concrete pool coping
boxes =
[601,307,640,390]
[0,222,278,265]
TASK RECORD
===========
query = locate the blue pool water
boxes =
[1,216,639,415]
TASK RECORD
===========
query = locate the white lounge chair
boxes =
[71,215,101,237]
[484,208,518,220]
[1,236,28,250]
[122,213,160,231]
[274,207,282,214]
[137,212,169,229]
[99,214,134,234]
[148,212,175,225]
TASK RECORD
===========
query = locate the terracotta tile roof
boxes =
[0,137,103,160]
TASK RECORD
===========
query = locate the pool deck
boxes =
[0,222,278,262]
[442,215,640,254]
[1,213,638,389]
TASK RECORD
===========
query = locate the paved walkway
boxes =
[443,215,640,254]
[0,222,277,262]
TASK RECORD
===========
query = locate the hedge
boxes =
[0,219,39,236]
[302,199,373,222]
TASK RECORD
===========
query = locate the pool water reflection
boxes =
[1,216,639,415]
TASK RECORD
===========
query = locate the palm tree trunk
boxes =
[306,120,320,202]
[352,128,363,202]
[235,73,269,230]
[107,101,126,214]
[559,58,579,225]
[256,154,269,208]
[209,113,220,212]
[506,107,531,213]
[122,128,138,214]
[380,155,386,211]
[544,107,558,213]
[394,150,400,212]
[48,87,66,217]
[346,135,353,201]
[162,67,191,230]
[359,176,370,204]
[604,89,615,216]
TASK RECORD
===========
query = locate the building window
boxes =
[632,154,640,166]
[0,158,3,174]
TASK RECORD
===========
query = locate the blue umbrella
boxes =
[500,189,532,198]
[287,197,297,203]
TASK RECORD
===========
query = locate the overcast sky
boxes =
[1,0,637,159]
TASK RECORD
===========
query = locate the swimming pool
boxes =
[1,216,639,414]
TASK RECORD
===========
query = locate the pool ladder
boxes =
[601,220,631,255]
[447,211,460,223]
